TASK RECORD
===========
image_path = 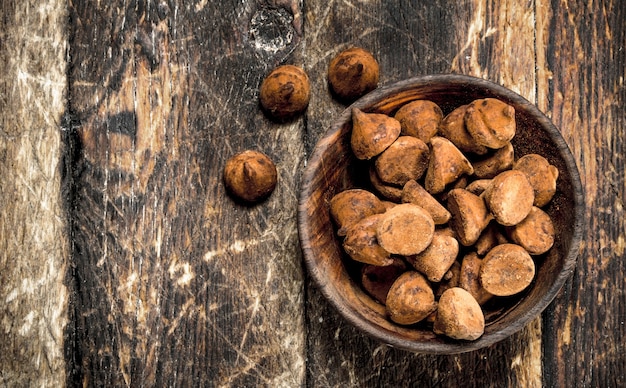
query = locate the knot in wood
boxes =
[249,7,294,53]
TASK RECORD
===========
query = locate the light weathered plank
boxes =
[0,0,68,386]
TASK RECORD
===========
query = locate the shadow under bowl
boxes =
[297,74,584,354]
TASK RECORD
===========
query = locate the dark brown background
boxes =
[1,0,624,386]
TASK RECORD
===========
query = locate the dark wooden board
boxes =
[302,0,625,386]
[1,0,625,386]
[65,0,307,386]
[302,1,543,386]
[540,1,626,387]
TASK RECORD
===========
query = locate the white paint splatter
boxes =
[168,260,196,287]
[511,353,522,368]
[203,238,259,261]
[176,263,195,286]
[195,0,208,12]
[18,311,36,336]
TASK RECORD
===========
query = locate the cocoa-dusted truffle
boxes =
[351,108,401,160]
[223,150,277,203]
[259,64,310,121]
[328,47,379,102]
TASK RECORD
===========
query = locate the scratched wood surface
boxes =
[1,0,625,387]
[64,0,306,386]
[302,2,545,386]
[0,0,68,386]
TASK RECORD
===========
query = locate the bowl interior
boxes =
[298,74,584,353]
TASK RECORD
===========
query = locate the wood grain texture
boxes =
[0,0,68,386]
[303,1,544,386]
[65,0,306,386]
[1,0,624,386]
[540,0,626,386]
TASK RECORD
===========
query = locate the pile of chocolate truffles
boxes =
[330,98,559,341]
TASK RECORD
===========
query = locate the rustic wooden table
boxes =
[1,0,624,386]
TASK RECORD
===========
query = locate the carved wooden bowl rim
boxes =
[298,74,584,354]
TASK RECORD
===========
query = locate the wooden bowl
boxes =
[297,74,584,354]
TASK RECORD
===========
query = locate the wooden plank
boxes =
[65,0,306,385]
[303,0,543,386]
[539,0,626,386]
[0,0,68,386]
[2,0,622,386]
